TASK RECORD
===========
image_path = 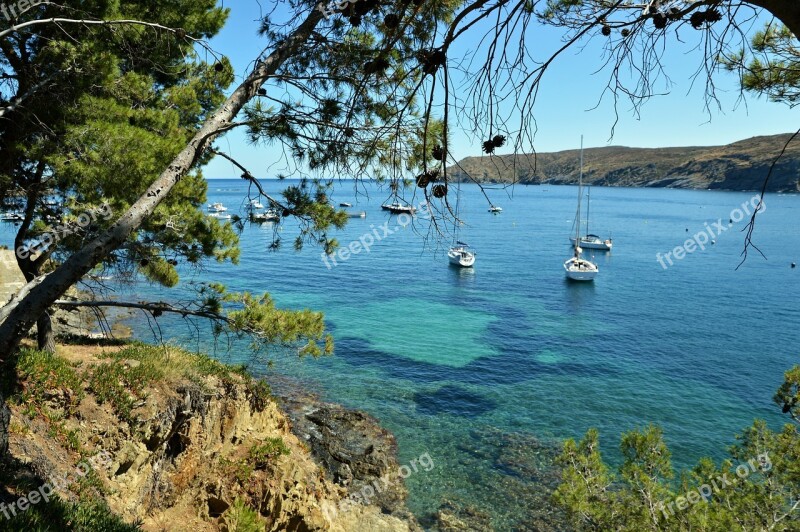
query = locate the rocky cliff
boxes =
[448,134,800,192]
[0,343,416,531]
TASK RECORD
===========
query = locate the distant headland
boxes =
[448,134,800,192]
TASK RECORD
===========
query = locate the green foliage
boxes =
[775,365,800,421]
[87,346,168,422]
[1,0,236,291]
[221,499,263,532]
[249,438,291,469]
[554,372,800,530]
[213,286,334,358]
[0,497,140,532]
[724,24,800,106]
[84,343,275,417]
[8,348,84,415]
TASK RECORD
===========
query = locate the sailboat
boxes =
[569,185,613,251]
[564,138,598,281]
[448,180,476,267]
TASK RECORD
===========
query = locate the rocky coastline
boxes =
[0,343,417,530]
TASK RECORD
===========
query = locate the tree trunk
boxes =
[748,0,800,39]
[36,312,56,354]
[0,7,323,355]
[0,390,8,457]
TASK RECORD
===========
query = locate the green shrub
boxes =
[248,438,290,469]
[220,499,262,532]
[1,496,140,531]
[9,348,84,415]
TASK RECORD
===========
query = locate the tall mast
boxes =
[586,185,590,237]
[574,136,583,246]
[454,177,461,244]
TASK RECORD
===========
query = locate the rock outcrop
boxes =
[279,395,412,520]
[4,346,414,531]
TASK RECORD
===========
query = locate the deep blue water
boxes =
[3,179,799,527]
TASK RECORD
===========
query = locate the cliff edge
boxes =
[0,343,417,531]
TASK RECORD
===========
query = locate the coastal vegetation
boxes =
[554,366,800,530]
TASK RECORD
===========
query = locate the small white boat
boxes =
[381,201,415,214]
[564,249,599,281]
[569,186,612,251]
[448,243,476,267]
[209,212,232,220]
[565,138,598,282]
[339,202,352,207]
[207,202,228,212]
[448,181,475,268]
[251,208,280,222]
[0,212,23,221]
[570,234,613,251]
[348,211,367,218]
[248,199,264,210]
[488,205,503,213]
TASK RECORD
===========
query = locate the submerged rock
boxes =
[277,389,415,523]
[436,499,492,531]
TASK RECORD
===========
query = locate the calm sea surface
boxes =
[3,179,799,528]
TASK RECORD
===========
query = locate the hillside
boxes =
[447,134,800,192]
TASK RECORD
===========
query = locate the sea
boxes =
[2,178,799,529]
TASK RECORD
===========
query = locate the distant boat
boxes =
[209,212,232,220]
[488,205,503,213]
[251,208,280,222]
[207,202,228,212]
[381,201,415,214]
[339,202,352,207]
[569,186,612,251]
[248,199,264,210]
[564,137,598,282]
[570,234,613,251]
[0,212,23,221]
[448,241,476,267]
[448,180,476,268]
[348,211,366,218]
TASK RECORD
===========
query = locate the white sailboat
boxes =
[564,138,598,281]
[569,185,613,251]
[251,208,280,222]
[448,180,476,267]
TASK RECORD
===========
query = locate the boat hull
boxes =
[382,206,415,214]
[448,248,475,267]
[569,237,612,251]
[563,257,598,281]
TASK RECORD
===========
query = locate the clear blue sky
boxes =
[203,1,798,179]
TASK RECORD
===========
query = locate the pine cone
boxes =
[384,13,400,29]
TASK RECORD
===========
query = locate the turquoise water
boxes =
[3,180,799,528]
